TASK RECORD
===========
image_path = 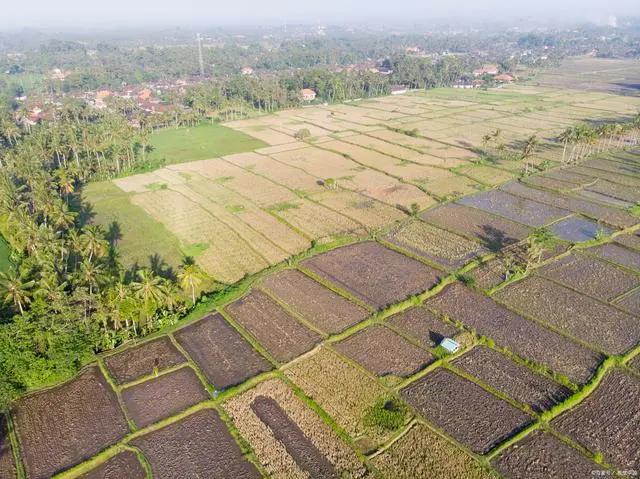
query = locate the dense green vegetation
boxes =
[0,234,12,273]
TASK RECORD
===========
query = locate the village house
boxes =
[473,65,499,77]
[299,88,317,102]
[494,73,515,84]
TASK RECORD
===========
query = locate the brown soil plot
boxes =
[552,368,640,469]
[79,450,146,479]
[225,289,321,363]
[538,253,639,301]
[260,269,369,334]
[13,366,129,479]
[103,336,186,385]
[495,276,640,355]
[301,241,443,309]
[615,289,640,315]
[386,306,459,349]
[174,313,272,390]
[616,232,640,251]
[401,368,532,454]
[425,283,603,384]
[452,346,571,412]
[492,430,598,479]
[334,325,434,377]
[420,203,531,251]
[224,379,367,479]
[0,416,16,479]
[131,408,260,479]
[121,366,209,429]
[589,242,640,272]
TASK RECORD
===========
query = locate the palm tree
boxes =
[178,263,206,305]
[79,225,108,262]
[0,271,35,315]
[521,135,540,175]
[131,269,166,328]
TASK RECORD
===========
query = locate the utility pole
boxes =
[197,33,205,77]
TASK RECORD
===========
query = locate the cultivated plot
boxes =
[78,451,146,479]
[0,416,15,479]
[589,242,640,272]
[386,306,460,349]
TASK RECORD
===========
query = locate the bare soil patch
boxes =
[552,369,640,469]
[103,336,186,385]
[225,289,321,363]
[401,368,532,454]
[131,408,260,479]
[121,366,209,428]
[13,366,129,479]
[589,243,640,272]
[495,276,640,355]
[421,203,531,251]
[615,232,640,251]
[492,430,597,479]
[261,269,369,334]
[615,289,640,315]
[452,346,571,412]
[301,241,443,308]
[538,253,639,301]
[334,325,434,377]
[79,451,145,479]
[174,313,271,390]
[425,283,603,384]
[386,220,488,270]
[458,190,570,227]
[372,422,491,479]
[0,416,15,479]
[386,306,459,348]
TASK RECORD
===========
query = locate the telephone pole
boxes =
[197,33,205,77]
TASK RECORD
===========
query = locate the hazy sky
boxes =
[2,0,639,29]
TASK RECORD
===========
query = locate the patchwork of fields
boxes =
[86,84,640,283]
[5,143,640,478]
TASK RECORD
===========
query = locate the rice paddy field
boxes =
[11,77,640,478]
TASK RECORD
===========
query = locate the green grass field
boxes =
[0,235,12,273]
[147,122,267,166]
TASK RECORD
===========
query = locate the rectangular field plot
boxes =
[386,306,459,349]
[386,220,488,270]
[121,366,209,428]
[224,379,367,479]
[225,290,321,363]
[174,314,271,390]
[452,346,571,412]
[301,242,443,308]
[615,232,640,251]
[260,269,369,334]
[131,408,260,479]
[103,336,186,385]
[426,283,603,384]
[79,451,146,479]
[334,325,434,378]
[312,190,405,230]
[401,369,532,454]
[421,203,531,251]
[283,347,389,444]
[538,253,640,301]
[457,190,571,227]
[492,430,598,479]
[589,243,640,272]
[615,289,640,315]
[12,366,129,479]
[552,369,640,469]
[372,423,492,479]
[550,216,614,243]
[0,416,16,479]
[494,276,640,355]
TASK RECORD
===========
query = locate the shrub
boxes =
[363,396,407,430]
[294,128,311,140]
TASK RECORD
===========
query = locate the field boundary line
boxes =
[4,410,26,479]
[96,359,137,432]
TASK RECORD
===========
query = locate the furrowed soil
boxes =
[131,408,261,479]
[552,369,640,469]
[372,422,492,479]
[538,253,640,301]
[0,416,15,479]
[334,325,434,377]
[301,241,443,308]
[260,269,369,334]
[386,220,488,270]
[174,313,272,390]
[616,232,640,251]
[452,346,571,412]
[79,450,146,479]
[420,203,531,251]
[589,243,640,271]
[425,283,603,384]
[223,379,368,479]
[121,366,209,428]
[492,430,598,479]
[103,336,186,385]
[401,368,532,454]
[616,289,640,315]
[225,289,321,363]
[386,306,459,348]
[251,396,340,479]
[13,366,129,479]
[494,276,640,355]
